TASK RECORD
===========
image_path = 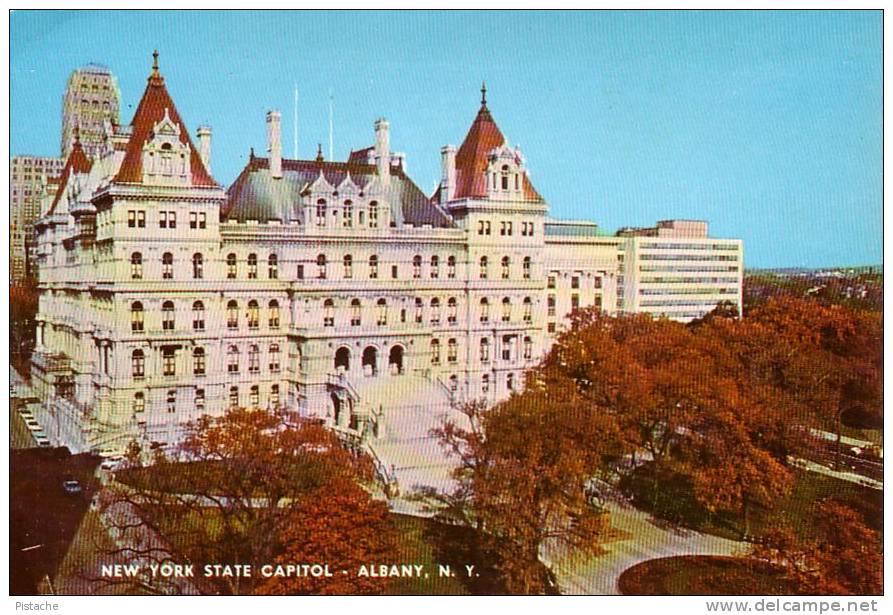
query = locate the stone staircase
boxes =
[353,375,470,497]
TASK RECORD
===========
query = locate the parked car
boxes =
[62,478,82,495]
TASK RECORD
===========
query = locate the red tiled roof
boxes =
[453,103,542,202]
[47,138,93,215]
[113,68,216,186]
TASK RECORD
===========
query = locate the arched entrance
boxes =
[389,345,404,375]
[362,346,378,377]
[334,346,351,372]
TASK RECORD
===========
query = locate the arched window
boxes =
[130,252,143,279]
[480,297,490,323]
[316,199,326,226]
[193,347,206,375]
[501,256,510,279]
[162,252,173,279]
[369,255,379,279]
[317,254,327,279]
[368,201,379,228]
[412,255,422,279]
[247,300,259,329]
[523,336,533,360]
[162,300,175,330]
[323,299,335,327]
[229,386,239,408]
[449,374,458,392]
[131,302,144,332]
[523,256,531,280]
[343,200,353,227]
[268,300,280,328]
[480,338,490,363]
[350,299,362,327]
[247,253,258,279]
[192,253,203,279]
[430,339,441,365]
[227,345,240,373]
[479,256,488,279]
[414,298,423,324]
[270,384,280,408]
[430,298,441,325]
[430,255,439,278]
[248,344,260,373]
[501,164,510,190]
[132,349,145,378]
[269,344,281,372]
[447,338,458,363]
[501,297,511,322]
[192,301,205,330]
[523,297,533,322]
[268,254,278,279]
[481,373,490,394]
[447,297,458,324]
[195,388,205,411]
[343,254,353,278]
[376,298,388,326]
[447,255,456,278]
[227,300,239,329]
[507,372,515,391]
[227,253,237,279]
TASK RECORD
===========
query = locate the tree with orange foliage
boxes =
[430,389,620,594]
[99,409,390,595]
[750,500,883,595]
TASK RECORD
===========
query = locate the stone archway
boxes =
[389,344,404,375]
[334,346,351,372]
[362,346,378,377]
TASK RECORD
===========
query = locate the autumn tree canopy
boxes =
[102,409,395,595]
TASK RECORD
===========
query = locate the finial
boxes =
[316,143,324,163]
[481,82,487,106]
[249,147,255,161]
[152,49,159,72]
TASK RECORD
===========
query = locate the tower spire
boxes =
[152,49,159,75]
[316,143,324,163]
[481,81,487,107]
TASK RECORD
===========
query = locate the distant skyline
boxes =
[10,10,882,268]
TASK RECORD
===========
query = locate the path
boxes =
[542,501,744,595]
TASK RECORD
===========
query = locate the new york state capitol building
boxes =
[31,56,743,456]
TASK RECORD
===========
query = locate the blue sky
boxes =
[10,10,882,268]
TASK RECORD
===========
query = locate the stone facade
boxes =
[30,59,743,455]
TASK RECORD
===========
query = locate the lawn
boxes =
[621,464,882,541]
[618,556,800,595]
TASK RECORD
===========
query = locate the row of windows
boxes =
[321,296,535,327]
[638,265,740,273]
[131,344,282,378]
[130,300,280,332]
[638,276,741,284]
[476,220,537,237]
[638,288,739,296]
[132,383,280,415]
[639,254,739,262]
[639,242,739,251]
[127,251,537,282]
[127,210,208,229]
[547,274,595,290]
[314,199,380,228]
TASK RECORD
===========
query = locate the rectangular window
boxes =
[159,211,167,228]
[163,349,176,377]
[297,264,304,280]
[137,211,145,228]
[547,295,556,317]
[571,294,579,310]
[547,276,556,289]
[128,210,136,228]
[195,389,205,411]
[571,276,580,289]
[391,265,398,279]
[190,212,197,229]
[168,211,176,228]
[199,212,207,229]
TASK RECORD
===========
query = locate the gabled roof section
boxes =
[113,52,216,186]
[46,134,93,215]
[453,90,543,202]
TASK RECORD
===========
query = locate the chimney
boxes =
[267,110,282,179]
[196,125,212,173]
[440,145,456,203]
[374,118,390,186]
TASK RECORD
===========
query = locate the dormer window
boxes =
[501,165,510,190]
[141,107,191,185]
